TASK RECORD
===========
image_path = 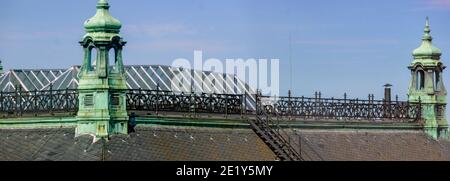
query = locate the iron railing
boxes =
[0,88,79,117]
[126,89,245,115]
[0,88,423,122]
[258,92,421,122]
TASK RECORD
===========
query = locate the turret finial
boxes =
[412,17,442,59]
[97,0,110,9]
[423,16,432,41]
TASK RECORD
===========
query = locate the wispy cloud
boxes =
[124,23,241,54]
[131,39,239,54]
[0,29,78,42]
[295,39,399,46]
[125,23,197,38]
[0,28,81,49]
[410,0,450,11]
[428,0,450,7]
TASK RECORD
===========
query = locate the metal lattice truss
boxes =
[0,68,77,92]
[0,65,257,109]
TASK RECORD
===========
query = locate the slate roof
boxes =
[0,128,102,161]
[0,125,276,161]
[2,125,450,161]
[285,130,450,161]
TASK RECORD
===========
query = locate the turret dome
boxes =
[412,17,442,59]
[84,0,122,33]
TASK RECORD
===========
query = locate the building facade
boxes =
[0,0,449,161]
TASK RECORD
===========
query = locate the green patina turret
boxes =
[408,17,448,139]
[76,0,128,140]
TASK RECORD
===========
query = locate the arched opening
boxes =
[435,71,441,91]
[109,48,116,71]
[90,47,97,71]
[416,70,425,90]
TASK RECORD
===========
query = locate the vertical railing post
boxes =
[0,91,3,116]
[156,83,159,116]
[371,94,377,118]
[343,93,347,118]
[65,88,69,112]
[288,90,292,120]
[385,96,390,119]
[34,89,38,116]
[314,92,317,117]
[138,88,142,110]
[372,94,378,118]
[14,86,18,116]
[189,90,195,117]
[225,94,228,118]
[209,93,213,113]
[371,94,375,118]
[240,94,244,118]
[193,91,197,118]
[394,95,399,119]
[398,95,403,119]
[318,91,325,116]
[372,94,376,118]
[301,96,305,118]
[49,84,53,115]
[316,92,322,118]
[367,94,371,119]
[331,97,334,119]
[373,94,376,117]
[355,98,359,119]
[243,93,247,118]
[17,86,22,116]
[368,94,372,119]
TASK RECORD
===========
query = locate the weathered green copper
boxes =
[408,17,448,140]
[76,0,128,140]
[412,18,442,58]
[84,0,121,34]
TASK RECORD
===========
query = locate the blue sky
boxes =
[0,0,450,100]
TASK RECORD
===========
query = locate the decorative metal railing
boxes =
[0,88,79,117]
[126,89,245,115]
[0,88,422,122]
[258,93,422,122]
